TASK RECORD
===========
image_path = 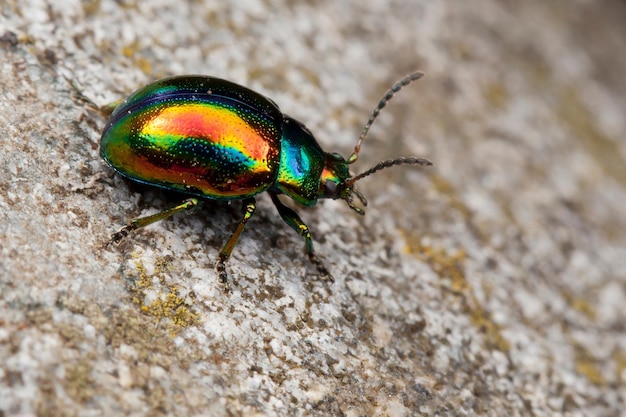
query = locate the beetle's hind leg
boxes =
[107,198,200,246]
[269,192,334,282]
[216,198,257,291]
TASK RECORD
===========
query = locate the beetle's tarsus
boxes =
[308,253,334,283]
[215,255,231,292]
[106,223,138,247]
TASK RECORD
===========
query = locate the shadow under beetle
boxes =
[98,72,432,290]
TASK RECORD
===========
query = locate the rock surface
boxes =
[1,1,625,416]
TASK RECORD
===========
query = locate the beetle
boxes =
[99,72,432,290]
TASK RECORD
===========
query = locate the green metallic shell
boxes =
[100,76,283,199]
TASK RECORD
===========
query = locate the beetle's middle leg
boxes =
[216,198,257,290]
[269,192,333,282]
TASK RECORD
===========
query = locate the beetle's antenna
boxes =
[347,72,424,164]
[345,157,432,186]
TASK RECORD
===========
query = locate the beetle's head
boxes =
[318,152,367,215]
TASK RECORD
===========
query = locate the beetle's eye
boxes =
[325,180,337,195]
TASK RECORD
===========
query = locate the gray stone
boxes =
[1,1,625,416]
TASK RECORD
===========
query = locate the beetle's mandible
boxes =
[98,72,432,290]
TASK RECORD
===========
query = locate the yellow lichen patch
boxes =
[134,57,153,76]
[429,175,472,220]
[419,244,468,294]
[404,235,511,353]
[121,41,140,59]
[129,254,200,336]
[612,349,626,384]
[573,341,606,386]
[62,359,96,403]
[81,0,101,17]
[466,302,511,352]
[120,41,153,75]
[483,82,509,109]
[563,291,597,321]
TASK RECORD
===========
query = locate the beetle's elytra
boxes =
[99,73,432,290]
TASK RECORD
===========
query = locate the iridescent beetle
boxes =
[98,72,431,289]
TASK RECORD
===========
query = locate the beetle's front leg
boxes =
[216,198,257,291]
[107,198,200,246]
[269,193,333,282]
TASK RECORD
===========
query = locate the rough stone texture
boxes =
[1,1,625,416]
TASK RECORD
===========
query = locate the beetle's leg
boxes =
[107,198,200,246]
[269,192,333,282]
[216,198,257,290]
[98,100,123,117]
